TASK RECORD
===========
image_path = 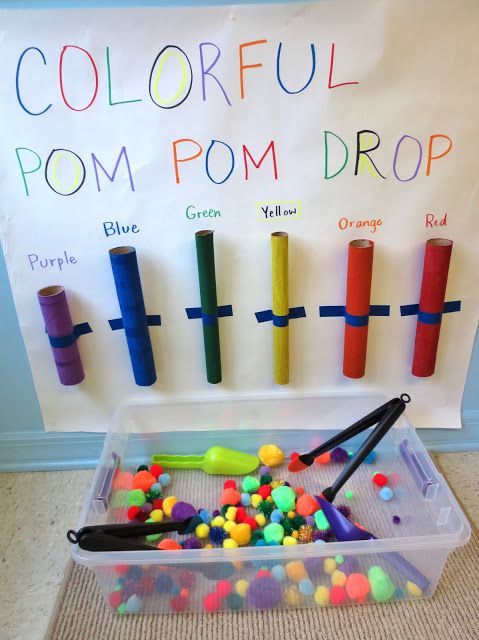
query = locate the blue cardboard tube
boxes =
[109,246,156,386]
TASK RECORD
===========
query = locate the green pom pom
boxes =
[251,530,264,544]
[137,465,149,472]
[226,592,244,610]
[221,504,232,517]
[242,476,260,493]
[281,518,294,535]
[145,518,162,542]
[314,509,331,531]
[368,566,396,602]
[345,490,354,499]
[128,489,146,507]
[258,500,274,517]
[117,603,128,614]
[114,583,123,592]
[260,474,272,485]
[111,490,129,509]
[292,515,306,529]
[146,489,162,502]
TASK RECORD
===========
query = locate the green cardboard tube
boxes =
[195,230,222,383]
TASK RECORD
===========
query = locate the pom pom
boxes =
[270,509,283,523]
[152,498,163,510]
[373,472,388,487]
[216,580,233,598]
[157,539,182,550]
[137,464,148,472]
[315,452,331,465]
[258,444,285,467]
[127,506,141,520]
[132,470,157,492]
[128,489,146,507]
[162,496,177,517]
[172,501,197,521]
[337,505,351,519]
[314,585,330,606]
[235,579,249,597]
[226,592,243,610]
[345,490,354,500]
[379,487,394,501]
[258,500,274,517]
[331,447,349,463]
[158,473,171,487]
[223,479,237,489]
[392,515,401,524]
[230,523,252,546]
[243,516,258,530]
[260,474,273,486]
[257,485,272,499]
[235,507,247,523]
[155,572,173,593]
[195,523,210,539]
[295,486,305,496]
[240,493,251,507]
[330,585,347,605]
[183,537,202,549]
[108,591,123,608]
[221,488,241,506]
[209,526,228,545]
[149,464,163,478]
[242,476,260,493]
[298,524,314,543]
[299,578,315,596]
[364,451,376,464]
[223,538,238,549]
[203,591,222,612]
[211,515,225,527]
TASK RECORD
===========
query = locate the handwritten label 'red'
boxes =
[257,201,301,222]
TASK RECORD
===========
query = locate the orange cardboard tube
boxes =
[343,239,374,379]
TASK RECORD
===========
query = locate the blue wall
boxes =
[0,0,477,470]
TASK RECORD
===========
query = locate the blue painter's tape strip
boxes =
[109,315,161,330]
[400,300,461,324]
[185,305,233,324]
[319,305,390,326]
[48,322,92,348]
[255,307,306,325]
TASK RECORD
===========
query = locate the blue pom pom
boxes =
[158,473,171,487]
[255,539,266,546]
[364,451,377,464]
[240,493,251,507]
[379,487,394,501]
[126,595,142,613]
[271,565,285,581]
[126,566,142,580]
[171,584,180,596]
[209,526,227,545]
[151,482,162,492]
[299,579,314,596]
[199,509,211,524]
[270,509,283,523]
[155,573,173,594]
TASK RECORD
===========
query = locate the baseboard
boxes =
[0,412,478,471]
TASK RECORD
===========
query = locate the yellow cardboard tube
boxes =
[271,231,289,384]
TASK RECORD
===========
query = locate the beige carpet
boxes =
[46,454,479,640]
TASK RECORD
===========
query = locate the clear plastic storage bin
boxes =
[70,394,471,614]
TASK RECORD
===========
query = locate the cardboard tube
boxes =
[272,231,289,385]
[195,230,222,384]
[343,239,374,379]
[109,246,156,386]
[37,285,85,385]
[412,238,453,377]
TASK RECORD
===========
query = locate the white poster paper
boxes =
[0,1,478,431]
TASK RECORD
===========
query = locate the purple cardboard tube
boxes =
[37,285,85,385]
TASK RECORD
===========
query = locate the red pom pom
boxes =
[127,506,141,521]
[203,591,221,612]
[295,486,305,496]
[170,595,187,612]
[178,570,196,588]
[152,498,163,510]
[137,575,155,595]
[116,564,128,575]
[149,464,163,479]
[243,516,258,531]
[136,510,149,523]
[108,591,123,608]
[256,569,271,578]
[290,451,299,460]
[372,473,388,487]
[235,507,247,523]
[257,485,272,499]
[223,479,237,490]
[330,585,347,605]
[216,579,232,598]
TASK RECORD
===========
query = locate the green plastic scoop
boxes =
[151,446,259,475]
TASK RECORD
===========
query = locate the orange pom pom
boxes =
[220,488,241,506]
[132,470,157,492]
[346,573,370,604]
[295,493,319,517]
[315,452,331,465]
[157,539,182,550]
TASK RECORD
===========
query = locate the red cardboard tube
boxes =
[412,238,453,377]
[343,239,374,379]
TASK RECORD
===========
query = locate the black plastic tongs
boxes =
[67,515,202,552]
[288,394,411,502]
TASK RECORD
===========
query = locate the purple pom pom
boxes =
[247,576,282,609]
[305,516,315,526]
[283,481,291,487]
[182,537,202,549]
[331,447,349,463]
[171,501,197,521]
[313,529,333,542]
[337,504,351,519]
[392,515,401,525]
[212,510,221,517]
[259,465,271,476]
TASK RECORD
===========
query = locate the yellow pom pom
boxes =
[284,586,301,606]
[162,496,177,518]
[287,511,296,519]
[230,523,252,546]
[331,570,347,587]
[255,513,267,527]
[223,538,238,549]
[150,509,164,522]
[270,480,284,490]
[235,579,249,597]
[314,585,330,606]
[258,444,285,467]
[204,543,213,549]
[211,516,225,527]
[323,557,337,575]
[223,520,237,534]
[225,506,237,521]
[292,530,299,539]
[406,581,422,597]
[285,560,307,582]
[195,523,210,539]
[283,536,298,546]
[266,496,274,503]
[251,494,263,508]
